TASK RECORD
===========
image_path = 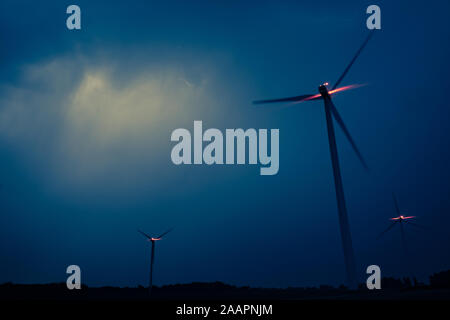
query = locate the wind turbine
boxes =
[377,193,423,254]
[138,228,173,294]
[253,31,375,289]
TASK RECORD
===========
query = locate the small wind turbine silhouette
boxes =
[138,228,173,294]
[377,193,423,253]
[253,30,376,288]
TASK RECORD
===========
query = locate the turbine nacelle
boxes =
[318,83,330,97]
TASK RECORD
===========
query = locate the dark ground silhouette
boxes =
[2,269,450,300]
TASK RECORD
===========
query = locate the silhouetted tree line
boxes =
[1,269,450,300]
[429,270,450,288]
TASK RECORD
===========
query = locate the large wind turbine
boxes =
[253,31,375,288]
[138,228,173,293]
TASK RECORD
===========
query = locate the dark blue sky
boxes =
[0,0,449,288]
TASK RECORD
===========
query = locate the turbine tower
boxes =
[253,31,375,288]
[138,228,173,294]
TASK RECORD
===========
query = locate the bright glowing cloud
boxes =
[0,55,215,190]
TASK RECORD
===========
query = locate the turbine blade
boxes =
[158,228,173,239]
[328,100,369,171]
[332,30,375,90]
[138,229,152,240]
[377,222,397,239]
[392,193,401,215]
[253,94,319,104]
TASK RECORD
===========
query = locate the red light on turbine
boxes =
[390,215,415,221]
[302,93,321,101]
[329,84,366,95]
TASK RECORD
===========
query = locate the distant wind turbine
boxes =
[138,228,173,294]
[377,193,424,254]
[253,30,376,288]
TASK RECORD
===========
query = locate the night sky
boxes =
[0,0,450,288]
